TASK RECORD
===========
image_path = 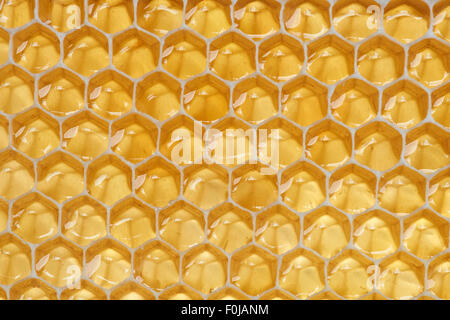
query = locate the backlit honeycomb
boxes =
[0,0,448,301]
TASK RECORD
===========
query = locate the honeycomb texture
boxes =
[0,0,448,300]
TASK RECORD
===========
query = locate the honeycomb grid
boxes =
[0,0,447,300]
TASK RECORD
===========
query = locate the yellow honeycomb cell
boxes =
[9,278,57,300]
[86,239,131,289]
[434,0,450,42]
[182,244,227,294]
[283,0,330,41]
[281,76,328,127]
[136,72,181,121]
[209,32,256,81]
[12,108,59,158]
[113,29,160,79]
[208,287,250,300]
[11,193,58,244]
[0,0,34,29]
[382,80,428,130]
[35,237,83,287]
[0,116,8,151]
[428,253,450,299]
[137,0,183,37]
[60,280,107,300]
[0,65,34,114]
[88,0,133,34]
[186,0,231,38]
[0,200,7,232]
[0,233,31,285]
[429,168,450,218]
[329,164,376,214]
[431,83,450,129]
[377,252,425,300]
[159,284,203,300]
[13,24,60,74]
[134,240,180,291]
[230,245,277,296]
[62,111,109,161]
[110,282,155,300]
[0,150,34,200]
[353,210,400,259]
[0,28,9,65]
[303,206,351,258]
[39,0,84,32]
[159,201,205,251]
[62,196,107,246]
[234,0,280,40]
[110,198,156,248]
[38,68,85,117]
[207,203,253,253]
[279,249,325,299]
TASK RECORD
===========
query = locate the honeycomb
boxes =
[0,0,448,301]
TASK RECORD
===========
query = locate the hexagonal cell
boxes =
[259,289,296,300]
[110,198,156,248]
[9,278,57,300]
[303,206,351,258]
[86,239,131,289]
[11,193,58,244]
[330,78,378,128]
[136,72,181,121]
[110,282,155,300]
[0,115,7,151]
[428,253,450,299]
[60,280,107,300]
[403,210,448,260]
[183,165,228,210]
[429,168,450,218]
[209,32,256,81]
[159,285,203,300]
[39,0,84,32]
[182,244,227,294]
[354,122,402,171]
[258,34,304,82]
[382,80,428,130]
[431,82,450,129]
[0,65,34,114]
[38,68,85,117]
[162,30,206,80]
[13,24,59,74]
[62,111,109,161]
[280,161,326,213]
[329,164,376,214]
[305,120,352,171]
[309,290,342,300]
[332,0,380,42]
[408,39,449,88]
[231,163,278,212]
[233,0,280,40]
[283,0,330,41]
[159,201,205,251]
[208,287,250,300]
[0,28,9,65]
[230,246,277,296]
[377,252,425,300]
[111,114,157,164]
[306,35,354,84]
[384,0,429,44]
[207,203,253,253]
[0,0,34,29]
[12,108,60,158]
[0,199,7,232]
[357,36,405,86]
[63,26,109,77]
[327,250,373,299]
[233,76,278,124]
[255,205,300,255]
[183,74,229,123]
[186,0,231,38]
[135,157,180,208]
[35,237,83,287]
[37,152,85,203]
[62,196,107,246]
[0,233,31,285]
[159,115,204,166]
[113,29,159,78]
[354,210,400,259]
[434,0,450,41]
[88,0,133,33]
[405,124,449,174]
[0,150,34,200]
[281,76,328,127]
[88,71,133,120]
[87,155,132,206]
[134,240,179,291]
[137,0,183,37]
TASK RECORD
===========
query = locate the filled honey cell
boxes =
[110,282,155,300]
[88,0,133,34]
[428,253,450,299]
[0,150,34,200]
[431,83,450,129]
[9,278,57,300]
[60,280,107,300]
[0,233,31,285]
[39,0,84,32]
[0,28,9,65]
[186,0,231,38]
[0,200,7,233]
[234,0,280,40]
[0,0,34,29]
[429,168,450,218]
[0,65,34,114]
[434,0,450,42]
[137,0,183,37]
[0,116,7,151]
